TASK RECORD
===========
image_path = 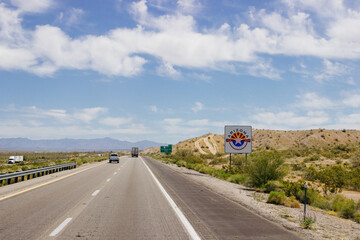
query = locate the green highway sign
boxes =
[160,144,172,153]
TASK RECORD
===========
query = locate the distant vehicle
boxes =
[131,147,139,157]
[8,156,23,164]
[109,153,119,163]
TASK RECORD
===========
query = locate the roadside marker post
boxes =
[224,126,252,169]
[304,184,308,221]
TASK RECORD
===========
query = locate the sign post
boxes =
[224,125,252,168]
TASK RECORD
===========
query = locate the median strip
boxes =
[141,157,201,240]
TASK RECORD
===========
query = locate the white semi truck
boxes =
[8,156,24,164]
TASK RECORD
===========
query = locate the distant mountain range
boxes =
[0,138,167,152]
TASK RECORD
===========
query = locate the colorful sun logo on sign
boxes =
[226,132,251,150]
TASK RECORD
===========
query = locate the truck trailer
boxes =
[131,147,139,157]
[8,156,24,164]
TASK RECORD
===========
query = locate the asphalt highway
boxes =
[0,156,302,240]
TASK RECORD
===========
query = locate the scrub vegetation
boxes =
[150,129,360,224]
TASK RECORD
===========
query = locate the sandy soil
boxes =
[161,161,360,240]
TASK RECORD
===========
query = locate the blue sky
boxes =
[1,0,360,144]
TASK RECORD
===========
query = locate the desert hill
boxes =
[145,129,360,154]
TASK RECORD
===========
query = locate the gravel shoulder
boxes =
[159,160,360,240]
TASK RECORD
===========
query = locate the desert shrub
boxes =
[246,151,286,187]
[267,191,300,208]
[21,166,29,171]
[264,180,282,193]
[300,214,316,229]
[320,165,348,194]
[176,160,186,167]
[292,163,306,171]
[228,174,246,184]
[304,165,351,194]
[351,154,360,168]
[267,191,286,205]
[284,196,300,208]
[281,180,303,197]
[331,195,356,219]
[354,210,360,223]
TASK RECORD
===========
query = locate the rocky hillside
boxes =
[146,129,360,154]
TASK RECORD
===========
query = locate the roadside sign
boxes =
[160,144,172,153]
[224,126,252,153]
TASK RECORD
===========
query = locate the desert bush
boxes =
[246,151,286,187]
[284,196,300,208]
[267,191,286,205]
[300,214,316,229]
[267,191,300,208]
[264,180,282,193]
[304,155,320,162]
[331,195,356,219]
[351,154,360,168]
[354,210,360,223]
[320,165,348,194]
[228,174,246,184]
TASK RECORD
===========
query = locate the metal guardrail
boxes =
[0,162,77,185]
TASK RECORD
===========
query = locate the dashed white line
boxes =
[49,218,72,237]
[114,172,117,175]
[141,158,201,240]
[92,190,100,196]
[107,178,111,182]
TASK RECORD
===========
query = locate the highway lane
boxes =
[55,157,191,239]
[0,156,303,240]
[0,157,192,240]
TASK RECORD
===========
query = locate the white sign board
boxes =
[224,126,252,153]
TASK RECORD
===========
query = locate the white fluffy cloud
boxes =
[0,105,150,139]
[314,59,351,82]
[251,111,330,129]
[296,92,335,109]
[10,0,54,13]
[0,0,360,78]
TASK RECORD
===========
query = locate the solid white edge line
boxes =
[141,158,201,240]
[92,190,100,196]
[49,218,72,237]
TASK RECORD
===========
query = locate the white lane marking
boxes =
[107,178,111,182]
[114,172,117,175]
[92,190,100,196]
[49,218,72,237]
[141,158,201,240]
